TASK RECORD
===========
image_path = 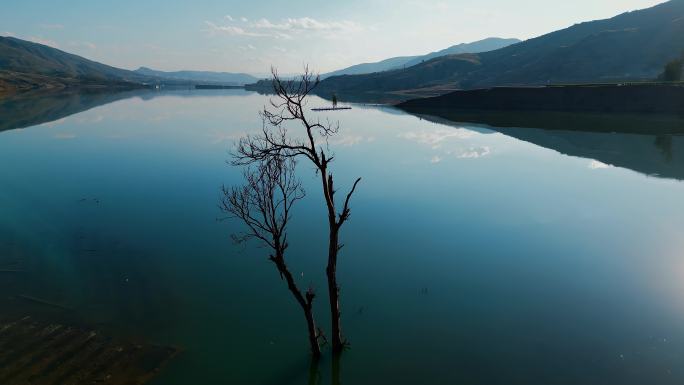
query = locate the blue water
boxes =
[2,89,684,384]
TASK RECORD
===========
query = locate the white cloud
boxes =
[254,17,361,33]
[224,15,234,21]
[400,127,476,148]
[456,146,491,159]
[401,127,492,163]
[329,135,365,147]
[204,21,267,37]
[205,16,363,40]
[589,160,612,169]
[241,17,248,22]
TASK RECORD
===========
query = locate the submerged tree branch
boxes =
[221,156,321,357]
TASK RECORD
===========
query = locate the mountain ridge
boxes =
[0,36,258,94]
[133,67,257,86]
[318,0,684,95]
[0,36,156,93]
[322,37,520,78]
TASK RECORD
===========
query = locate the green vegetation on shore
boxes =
[660,52,684,81]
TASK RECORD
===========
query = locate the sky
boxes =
[1,0,667,75]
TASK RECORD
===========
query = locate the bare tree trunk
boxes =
[271,253,322,357]
[307,356,320,385]
[332,353,342,385]
[319,167,345,353]
[302,298,321,358]
[234,68,362,356]
[319,166,360,354]
[326,227,343,353]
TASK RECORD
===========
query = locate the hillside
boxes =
[321,37,520,78]
[400,38,521,68]
[321,56,418,78]
[0,36,154,93]
[319,0,684,94]
[0,37,260,94]
[134,67,257,86]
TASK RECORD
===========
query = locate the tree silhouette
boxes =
[660,52,684,82]
[234,66,361,354]
[221,156,323,357]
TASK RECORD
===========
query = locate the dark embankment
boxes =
[400,84,684,116]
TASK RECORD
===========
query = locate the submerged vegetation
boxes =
[221,157,324,356]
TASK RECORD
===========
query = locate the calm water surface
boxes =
[2,90,684,385]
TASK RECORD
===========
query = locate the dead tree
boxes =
[221,156,323,357]
[234,67,361,354]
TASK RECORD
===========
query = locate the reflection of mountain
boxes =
[408,109,684,180]
[0,89,150,132]
[0,88,256,133]
[402,109,684,135]
[244,85,415,104]
[410,113,497,135]
[500,127,684,180]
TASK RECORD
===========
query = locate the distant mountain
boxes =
[322,56,418,78]
[400,38,522,68]
[0,36,154,93]
[0,36,257,94]
[134,67,257,86]
[322,37,520,78]
[319,0,684,94]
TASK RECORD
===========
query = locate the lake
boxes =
[2,89,684,385]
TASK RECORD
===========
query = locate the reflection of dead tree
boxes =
[221,157,322,357]
[234,67,361,354]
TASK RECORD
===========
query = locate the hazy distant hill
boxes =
[321,56,418,78]
[134,67,257,86]
[322,37,520,78]
[319,0,684,94]
[400,38,521,68]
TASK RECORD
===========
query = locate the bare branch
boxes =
[221,154,322,357]
[338,178,362,226]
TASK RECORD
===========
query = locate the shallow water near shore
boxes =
[2,89,684,385]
